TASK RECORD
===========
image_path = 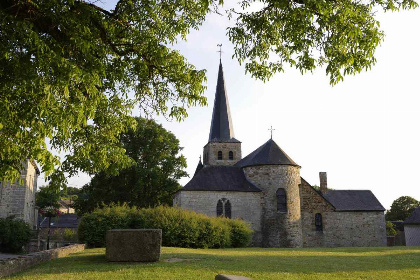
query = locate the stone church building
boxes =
[174,61,387,248]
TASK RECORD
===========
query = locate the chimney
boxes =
[319,172,328,193]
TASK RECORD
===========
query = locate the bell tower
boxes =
[203,60,241,166]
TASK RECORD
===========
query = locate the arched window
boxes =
[276,188,287,213]
[217,200,223,217]
[217,151,223,160]
[225,200,231,218]
[229,151,234,160]
[315,213,323,231]
[216,198,231,219]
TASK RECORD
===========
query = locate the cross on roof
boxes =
[217,44,223,61]
[268,126,275,139]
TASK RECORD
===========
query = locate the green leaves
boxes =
[228,0,418,85]
[1,0,417,183]
[0,0,209,183]
[74,117,187,214]
[386,196,420,221]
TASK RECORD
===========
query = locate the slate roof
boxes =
[208,62,239,143]
[39,213,79,228]
[404,206,420,225]
[182,166,261,192]
[235,139,299,168]
[323,190,385,211]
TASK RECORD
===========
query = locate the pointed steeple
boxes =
[194,156,203,176]
[208,61,237,142]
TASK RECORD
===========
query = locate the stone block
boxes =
[106,229,162,262]
[215,274,252,280]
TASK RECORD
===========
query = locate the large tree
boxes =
[36,185,61,209]
[74,117,187,214]
[0,0,417,184]
[385,196,420,221]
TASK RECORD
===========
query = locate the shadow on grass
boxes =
[15,247,420,277]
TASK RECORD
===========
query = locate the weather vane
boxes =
[217,44,223,61]
[268,126,275,139]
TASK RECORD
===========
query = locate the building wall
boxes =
[243,165,302,248]
[326,212,386,247]
[0,160,38,228]
[300,180,386,247]
[173,190,263,246]
[302,211,386,247]
[300,179,335,247]
[405,225,420,246]
[203,142,242,166]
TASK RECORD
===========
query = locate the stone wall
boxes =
[0,244,85,278]
[326,211,386,247]
[174,190,263,245]
[302,210,386,247]
[300,179,334,247]
[243,165,302,248]
[0,160,38,228]
[203,142,242,166]
[300,179,386,247]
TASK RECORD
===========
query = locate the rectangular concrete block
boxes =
[215,274,252,280]
[106,229,162,262]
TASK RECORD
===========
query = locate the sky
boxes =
[38,1,420,209]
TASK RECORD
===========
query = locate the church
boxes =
[173,61,387,248]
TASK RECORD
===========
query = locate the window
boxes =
[217,200,223,216]
[225,200,231,218]
[217,151,223,160]
[216,198,231,219]
[276,188,287,213]
[229,151,234,160]
[315,213,323,231]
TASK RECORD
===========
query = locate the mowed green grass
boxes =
[8,246,420,280]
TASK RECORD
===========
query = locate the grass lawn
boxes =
[8,246,420,280]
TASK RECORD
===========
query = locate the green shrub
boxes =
[0,217,32,253]
[63,228,78,241]
[78,203,136,247]
[227,218,253,247]
[78,204,252,249]
[386,221,397,236]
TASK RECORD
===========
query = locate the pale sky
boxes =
[38,2,420,209]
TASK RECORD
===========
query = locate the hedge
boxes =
[78,204,253,248]
[0,217,32,253]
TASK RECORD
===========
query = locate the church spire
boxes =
[208,61,236,142]
[194,156,203,176]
